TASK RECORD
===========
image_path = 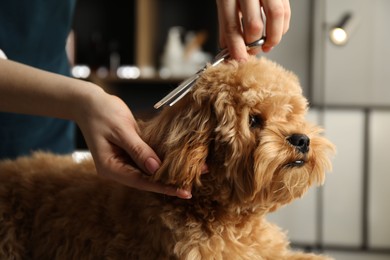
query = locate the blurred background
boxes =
[70,1,390,259]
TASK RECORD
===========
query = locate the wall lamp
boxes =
[329,12,356,46]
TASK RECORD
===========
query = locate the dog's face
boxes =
[150,57,334,211]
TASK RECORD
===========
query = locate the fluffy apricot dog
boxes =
[0,57,334,259]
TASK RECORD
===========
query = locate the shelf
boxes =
[87,73,184,87]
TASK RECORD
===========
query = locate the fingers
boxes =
[282,0,291,34]
[239,0,263,55]
[261,0,291,52]
[104,106,161,176]
[101,155,192,199]
[216,0,248,61]
[92,138,193,199]
[127,171,192,199]
[108,118,194,199]
[125,128,161,175]
[136,176,193,199]
[216,0,291,57]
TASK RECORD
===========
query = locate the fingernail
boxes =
[145,157,160,174]
[201,163,209,174]
[177,189,192,199]
[262,46,273,53]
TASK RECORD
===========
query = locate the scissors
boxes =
[153,37,266,109]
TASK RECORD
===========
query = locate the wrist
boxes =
[69,80,106,125]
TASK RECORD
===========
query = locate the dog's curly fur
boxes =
[0,57,335,259]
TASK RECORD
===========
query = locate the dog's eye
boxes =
[249,115,263,128]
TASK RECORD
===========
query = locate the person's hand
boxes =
[75,85,192,199]
[216,0,291,61]
[0,58,207,198]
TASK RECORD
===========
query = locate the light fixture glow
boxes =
[329,27,348,45]
[329,12,356,46]
[116,66,141,79]
[71,65,91,79]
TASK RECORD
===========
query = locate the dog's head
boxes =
[146,57,334,211]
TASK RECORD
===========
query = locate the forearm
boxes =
[0,58,102,122]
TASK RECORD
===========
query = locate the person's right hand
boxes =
[216,0,291,61]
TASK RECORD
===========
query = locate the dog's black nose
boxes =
[287,134,310,154]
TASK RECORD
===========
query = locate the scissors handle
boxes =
[214,37,266,62]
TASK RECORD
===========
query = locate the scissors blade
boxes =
[168,83,195,107]
[154,37,266,109]
[153,74,199,109]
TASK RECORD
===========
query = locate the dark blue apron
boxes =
[0,0,77,159]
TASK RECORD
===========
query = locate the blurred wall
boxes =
[312,0,390,106]
[263,0,312,98]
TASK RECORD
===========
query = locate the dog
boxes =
[0,57,335,259]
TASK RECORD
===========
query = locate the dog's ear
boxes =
[146,98,214,190]
[211,100,260,203]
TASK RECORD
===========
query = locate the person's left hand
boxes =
[75,85,193,199]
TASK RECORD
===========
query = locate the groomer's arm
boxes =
[0,59,192,199]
